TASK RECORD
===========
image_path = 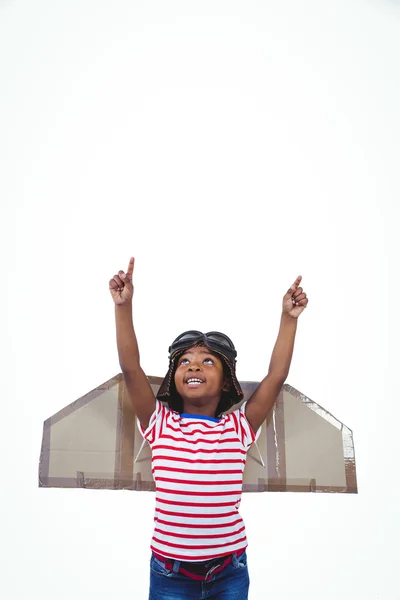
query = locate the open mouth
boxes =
[185,378,205,388]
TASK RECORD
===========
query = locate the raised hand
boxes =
[282,275,309,319]
[109,257,135,305]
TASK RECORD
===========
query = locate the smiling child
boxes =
[109,257,308,600]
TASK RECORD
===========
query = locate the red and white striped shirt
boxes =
[139,399,256,562]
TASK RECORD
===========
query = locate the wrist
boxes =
[281,311,297,322]
[115,300,133,310]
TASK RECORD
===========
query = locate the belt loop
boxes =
[205,564,219,582]
[172,559,181,574]
[231,552,238,568]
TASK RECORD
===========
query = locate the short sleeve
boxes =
[138,399,168,446]
[229,400,257,451]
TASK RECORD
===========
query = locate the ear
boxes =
[222,377,231,393]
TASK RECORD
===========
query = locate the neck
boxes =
[182,398,220,418]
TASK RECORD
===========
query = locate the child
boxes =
[110,257,308,600]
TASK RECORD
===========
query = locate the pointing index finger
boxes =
[288,275,302,294]
[126,257,135,279]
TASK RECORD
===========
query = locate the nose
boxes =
[188,364,201,371]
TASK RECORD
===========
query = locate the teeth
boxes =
[187,379,203,384]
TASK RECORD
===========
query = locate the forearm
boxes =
[268,312,298,380]
[115,302,141,372]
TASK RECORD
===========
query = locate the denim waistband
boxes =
[152,548,246,582]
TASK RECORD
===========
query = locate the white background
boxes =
[2,0,400,598]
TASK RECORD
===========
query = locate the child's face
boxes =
[174,345,228,404]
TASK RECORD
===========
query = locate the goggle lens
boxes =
[169,330,236,361]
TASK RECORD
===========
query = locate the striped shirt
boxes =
[139,399,256,562]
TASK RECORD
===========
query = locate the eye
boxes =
[204,358,214,365]
[180,358,189,365]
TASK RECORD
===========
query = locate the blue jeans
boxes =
[149,551,250,599]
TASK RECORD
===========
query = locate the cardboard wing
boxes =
[39,374,357,493]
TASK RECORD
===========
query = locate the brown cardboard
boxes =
[39,374,357,493]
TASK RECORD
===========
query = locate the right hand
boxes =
[109,257,135,305]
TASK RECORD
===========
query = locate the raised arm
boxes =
[245,276,309,434]
[110,257,156,430]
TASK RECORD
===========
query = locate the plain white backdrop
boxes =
[2,1,400,598]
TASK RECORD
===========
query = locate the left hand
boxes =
[282,275,309,319]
